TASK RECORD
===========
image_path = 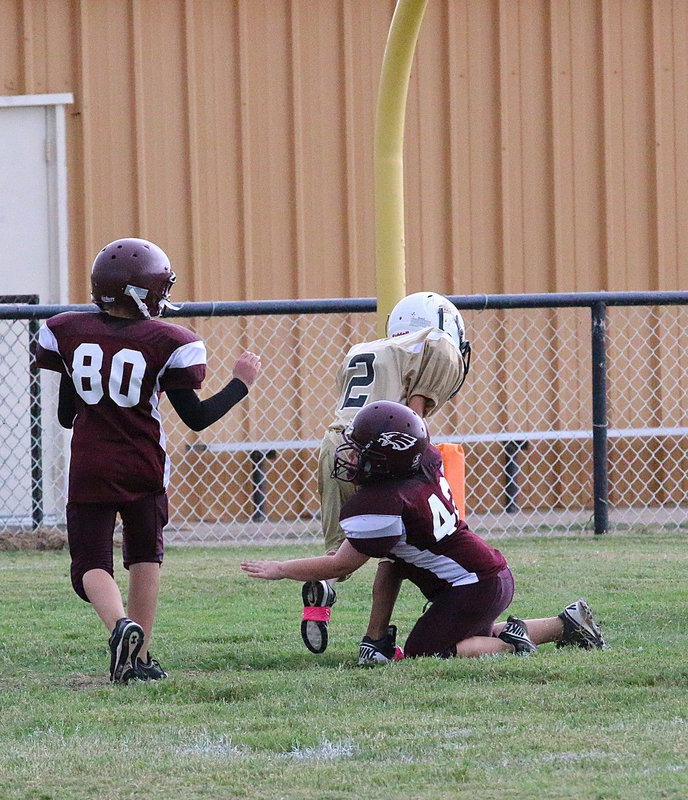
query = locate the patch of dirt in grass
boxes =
[64,674,107,690]
[0,527,68,551]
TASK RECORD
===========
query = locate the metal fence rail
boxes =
[2,291,688,542]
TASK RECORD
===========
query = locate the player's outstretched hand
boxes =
[241,560,282,580]
[233,351,262,387]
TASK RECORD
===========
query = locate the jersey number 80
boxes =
[71,343,147,408]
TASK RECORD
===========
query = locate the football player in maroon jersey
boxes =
[36,238,261,683]
[242,402,605,659]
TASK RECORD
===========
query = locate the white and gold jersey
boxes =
[328,327,464,432]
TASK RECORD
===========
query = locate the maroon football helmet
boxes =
[91,238,177,319]
[332,401,429,483]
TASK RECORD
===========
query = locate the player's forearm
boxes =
[276,555,350,581]
[167,380,248,431]
[195,379,249,427]
[242,541,368,581]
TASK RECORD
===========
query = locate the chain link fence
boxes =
[2,293,688,543]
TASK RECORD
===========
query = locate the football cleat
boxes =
[557,599,606,650]
[358,625,405,666]
[301,580,337,654]
[498,616,537,655]
[108,617,144,683]
[121,654,169,683]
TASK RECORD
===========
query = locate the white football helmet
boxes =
[386,291,471,391]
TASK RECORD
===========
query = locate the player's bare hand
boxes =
[241,560,282,580]
[233,351,262,387]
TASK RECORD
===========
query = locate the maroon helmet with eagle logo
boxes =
[332,400,429,483]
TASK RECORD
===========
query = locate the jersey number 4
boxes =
[341,353,376,409]
[71,343,146,408]
[428,477,459,541]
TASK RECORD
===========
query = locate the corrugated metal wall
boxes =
[2,0,687,303]
[2,1,688,525]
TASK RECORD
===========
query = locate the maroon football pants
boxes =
[66,492,167,601]
[403,567,515,658]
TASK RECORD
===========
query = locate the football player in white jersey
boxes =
[300,292,472,662]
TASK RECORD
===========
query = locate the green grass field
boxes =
[1,532,687,800]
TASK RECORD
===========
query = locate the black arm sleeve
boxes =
[58,372,77,430]
[167,379,249,432]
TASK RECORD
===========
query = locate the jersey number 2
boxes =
[341,353,376,409]
[71,343,147,408]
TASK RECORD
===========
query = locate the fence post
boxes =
[28,311,44,530]
[503,440,529,513]
[249,449,277,522]
[591,301,608,534]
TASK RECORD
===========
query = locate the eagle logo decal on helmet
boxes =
[378,431,419,451]
[331,401,430,482]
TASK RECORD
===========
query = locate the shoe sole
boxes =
[110,622,144,683]
[562,600,605,649]
[301,581,335,654]
[301,619,329,654]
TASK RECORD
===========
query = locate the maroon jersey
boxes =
[35,311,206,503]
[340,445,507,601]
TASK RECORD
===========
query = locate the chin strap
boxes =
[125,284,181,318]
[125,285,152,320]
